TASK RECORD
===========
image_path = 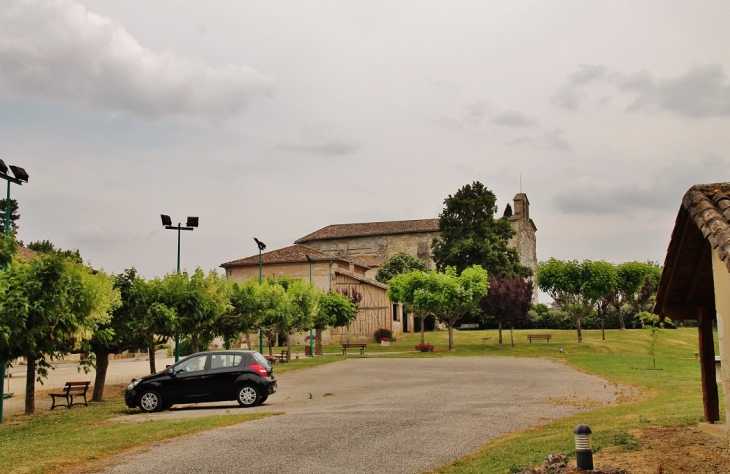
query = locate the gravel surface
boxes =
[88,357,618,474]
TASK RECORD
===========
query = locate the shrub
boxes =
[415,343,434,352]
[373,328,393,342]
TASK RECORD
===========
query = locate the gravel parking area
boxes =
[88,357,618,474]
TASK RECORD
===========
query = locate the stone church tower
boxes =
[507,193,538,300]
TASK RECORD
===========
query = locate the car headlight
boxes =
[127,379,140,390]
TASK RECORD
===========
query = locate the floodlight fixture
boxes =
[9,166,28,183]
[161,214,172,227]
[254,237,266,251]
[186,216,199,228]
[0,160,7,175]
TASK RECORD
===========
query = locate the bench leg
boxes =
[360,348,364,355]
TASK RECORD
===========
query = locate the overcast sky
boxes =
[1,0,729,283]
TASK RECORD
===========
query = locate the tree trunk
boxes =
[268,332,273,357]
[576,318,583,343]
[617,308,625,330]
[287,333,292,360]
[498,321,503,344]
[510,325,515,347]
[601,316,606,341]
[420,315,426,344]
[244,330,252,350]
[25,357,35,415]
[191,333,199,354]
[315,328,323,356]
[92,350,110,402]
[448,324,454,351]
[148,343,156,374]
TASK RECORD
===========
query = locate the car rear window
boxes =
[251,352,271,367]
[210,354,243,369]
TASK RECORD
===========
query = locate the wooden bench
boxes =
[50,381,90,409]
[274,349,290,363]
[341,343,367,355]
[527,334,552,343]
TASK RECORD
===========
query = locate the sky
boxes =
[1,0,729,282]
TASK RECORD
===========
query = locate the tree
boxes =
[0,198,19,235]
[313,291,357,355]
[479,276,533,346]
[27,239,82,264]
[431,181,529,277]
[156,268,230,354]
[416,265,488,351]
[0,254,115,413]
[387,271,431,344]
[595,293,612,341]
[375,252,428,284]
[283,279,320,355]
[536,258,616,343]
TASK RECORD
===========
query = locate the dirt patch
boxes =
[594,426,730,474]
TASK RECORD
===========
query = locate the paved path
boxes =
[88,357,618,474]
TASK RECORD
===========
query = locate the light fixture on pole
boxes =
[305,254,315,358]
[161,214,199,362]
[0,159,29,424]
[254,238,266,354]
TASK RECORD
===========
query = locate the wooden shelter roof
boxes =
[654,183,730,321]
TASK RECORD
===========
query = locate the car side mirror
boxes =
[167,368,174,376]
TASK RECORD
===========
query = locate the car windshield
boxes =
[251,352,271,367]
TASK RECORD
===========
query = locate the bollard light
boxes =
[573,424,593,470]
[559,346,563,353]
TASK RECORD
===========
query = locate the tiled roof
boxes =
[221,244,360,268]
[349,255,384,268]
[16,246,38,261]
[295,219,440,243]
[334,268,389,290]
[682,183,730,272]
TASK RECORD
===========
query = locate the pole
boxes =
[309,259,314,357]
[174,225,181,362]
[258,248,264,354]
[0,180,9,422]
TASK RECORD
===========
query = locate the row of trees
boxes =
[0,235,358,414]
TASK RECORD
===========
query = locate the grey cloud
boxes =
[553,155,729,215]
[507,130,570,151]
[569,64,610,85]
[490,110,538,127]
[552,86,587,110]
[0,0,274,120]
[278,140,357,156]
[431,117,465,130]
[463,101,489,122]
[625,64,730,118]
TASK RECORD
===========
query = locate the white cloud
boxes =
[277,140,357,156]
[490,110,538,127]
[0,0,275,120]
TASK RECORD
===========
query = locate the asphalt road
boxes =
[88,357,617,474]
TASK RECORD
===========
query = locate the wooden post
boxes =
[698,306,720,423]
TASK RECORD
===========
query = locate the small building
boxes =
[220,244,399,344]
[654,183,730,434]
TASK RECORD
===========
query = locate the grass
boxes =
[2,328,712,473]
[0,385,277,474]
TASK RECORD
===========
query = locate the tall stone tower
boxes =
[507,193,538,301]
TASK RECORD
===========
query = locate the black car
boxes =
[125,350,277,412]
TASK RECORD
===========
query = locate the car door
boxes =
[167,354,210,402]
[206,353,245,401]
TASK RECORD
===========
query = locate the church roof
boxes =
[220,244,367,268]
[295,219,440,243]
[680,183,730,272]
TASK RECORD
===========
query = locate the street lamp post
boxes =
[161,215,198,362]
[0,160,29,424]
[305,254,315,358]
[254,238,266,354]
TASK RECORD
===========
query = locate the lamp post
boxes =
[254,238,266,354]
[161,214,198,362]
[0,160,29,424]
[305,254,315,358]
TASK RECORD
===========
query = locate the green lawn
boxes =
[1,328,711,474]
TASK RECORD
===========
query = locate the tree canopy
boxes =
[27,239,82,264]
[375,251,428,284]
[479,276,533,346]
[387,270,431,344]
[536,258,616,342]
[0,198,19,235]
[431,181,529,278]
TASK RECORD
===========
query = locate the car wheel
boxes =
[236,385,260,407]
[258,395,268,405]
[139,390,163,413]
